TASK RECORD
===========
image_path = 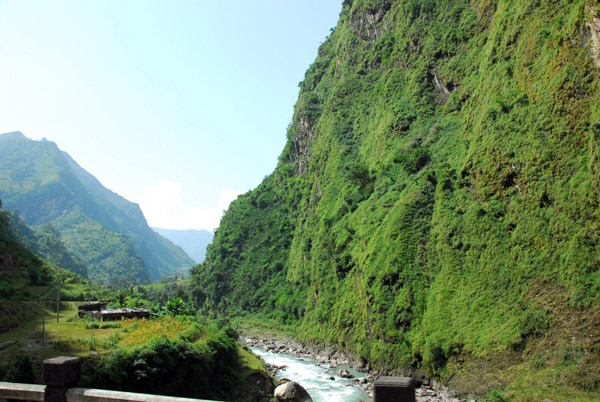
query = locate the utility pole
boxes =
[56,280,61,323]
[88,280,93,322]
[39,282,60,346]
[41,305,45,346]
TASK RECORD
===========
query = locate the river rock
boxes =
[274,381,313,402]
[338,369,354,379]
[245,371,274,396]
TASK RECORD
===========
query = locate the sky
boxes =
[0,0,342,231]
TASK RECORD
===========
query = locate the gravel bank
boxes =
[243,337,477,402]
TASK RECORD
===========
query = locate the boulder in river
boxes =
[274,381,313,402]
[338,369,354,379]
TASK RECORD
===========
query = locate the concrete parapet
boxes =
[0,381,46,401]
[43,357,82,402]
[67,388,220,402]
[373,376,415,402]
[2,358,222,402]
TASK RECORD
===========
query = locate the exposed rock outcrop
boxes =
[586,6,600,68]
[292,115,315,175]
[350,0,393,43]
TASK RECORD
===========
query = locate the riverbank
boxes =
[242,337,477,402]
[251,344,371,402]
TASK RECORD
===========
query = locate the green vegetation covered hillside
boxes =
[0,132,195,284]
[0,199,53,302]
[0,198,112,333]
[6,210,88,278]
[191,0,600,399]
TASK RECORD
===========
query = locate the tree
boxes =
[116,290,126,307]
[165,297,184,316]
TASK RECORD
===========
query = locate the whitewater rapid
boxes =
[251,346,372,402]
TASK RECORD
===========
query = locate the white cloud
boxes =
[218,188,241,211]
[140,180,240,232]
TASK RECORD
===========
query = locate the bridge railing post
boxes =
[42,357,82,402]
[373,376,415,402]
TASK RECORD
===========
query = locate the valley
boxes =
[1,0,600,401]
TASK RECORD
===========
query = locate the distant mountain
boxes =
[153,228,213,264]
[0,198,53,292]
[6,210,88,278]
[0,132,195,284]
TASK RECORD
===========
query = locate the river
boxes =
[251,346,373,402]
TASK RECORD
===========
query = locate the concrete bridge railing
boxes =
[0,356,416,402]
[0,356,220,402]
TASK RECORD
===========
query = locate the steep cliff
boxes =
[191,0,600,398]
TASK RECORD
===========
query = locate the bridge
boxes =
[0,356,416,402]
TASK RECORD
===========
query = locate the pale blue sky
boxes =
[0,0,342,230]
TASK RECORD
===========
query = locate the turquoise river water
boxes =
[251,347,373,402]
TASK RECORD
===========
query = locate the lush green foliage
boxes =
[191,0,600,398]
[7,212,88,277]
[0,133,195,284]
[81,323,243,400]
[0,198,53,297]
[0,353,37,383]
[165,296,185,316]
[0,199,112,300]
[190,175,297,320]
[106,279,193,314]
[0,302,270,402]
[0,200,114,338]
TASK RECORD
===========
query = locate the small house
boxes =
[77,302,108,318]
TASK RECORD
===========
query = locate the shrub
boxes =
[99,322,121,329]
[485,389,508,402]
[81,331,241,400]
[1,354,37,383]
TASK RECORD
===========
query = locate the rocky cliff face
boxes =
[586,6,600,67]
[191,0,600,398]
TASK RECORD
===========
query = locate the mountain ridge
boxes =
[0,132,195,284]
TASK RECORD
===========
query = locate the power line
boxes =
[38,280,62,346]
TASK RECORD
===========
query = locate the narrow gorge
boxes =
[190,0,600,399]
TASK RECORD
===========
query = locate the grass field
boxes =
[0,303,271,396]
[1,302,120,364]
